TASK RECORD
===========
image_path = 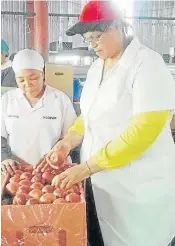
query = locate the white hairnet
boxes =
[12,49,44,73]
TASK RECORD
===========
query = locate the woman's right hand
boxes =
[46,140,71,167]
[35,140,72,172]
[1,159,20,176]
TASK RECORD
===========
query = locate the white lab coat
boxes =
[1,86,76,166]
[80,38,175,246]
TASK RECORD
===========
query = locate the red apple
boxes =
[17,185,30,194]
[26,198,39,205]
[6,182,18,196]
[19,180,31,187]
[9,175,20,183]
[65,193,80,203]
[13,193,27,205]
[20,172,32,180]
[53,198,65,204]
[29,189,42,200]
[30,182,44,190]
[42,172,54,183]
[40,193,56,204]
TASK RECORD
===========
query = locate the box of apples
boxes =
[1,160,87,246]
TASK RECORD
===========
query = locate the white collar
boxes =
[17,85,49,101]
[96,37,141,70]
[118,37,141,68]
[16,86,51,110]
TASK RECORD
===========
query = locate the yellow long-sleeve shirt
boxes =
[68,111,170,169]
[68,115,84,135]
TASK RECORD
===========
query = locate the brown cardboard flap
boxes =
[45,63,74,101]
[171,114,175,129]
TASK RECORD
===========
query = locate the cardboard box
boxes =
[45,64,74,101]
[1,172,87,246]
[171,114,175,129]
[1,189,86,246]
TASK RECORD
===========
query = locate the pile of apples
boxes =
[5,162,81,205]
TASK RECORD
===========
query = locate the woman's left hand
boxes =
[52,163,91,189]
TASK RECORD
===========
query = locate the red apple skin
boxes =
[20,172,32,180]
[26,198,39,205]
[53,198,65,204]
[42,172,54,183]
[30,182,44,190]
[29,189,43,200]
[40,193,56,204]
[6,182,18,196]
[13,193,27,205]
[19,180,31,187]
[17,185,30,194]
[42,185,55,193]
[9,175,20,183]
[65,193,81,203]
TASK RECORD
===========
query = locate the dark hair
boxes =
[120,21,134,49]
[9,53,16,61]
[83,20,134,49]
[87,20,133,36]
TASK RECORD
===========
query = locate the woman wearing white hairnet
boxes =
[45,1,175,246]
[1,49,76,175]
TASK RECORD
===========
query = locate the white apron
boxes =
[80,38,175,246]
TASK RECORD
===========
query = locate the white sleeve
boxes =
[61,94,77,137]
[1,94,8,139]
[132,52,175,114]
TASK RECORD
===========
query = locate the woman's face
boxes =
[15,69,44,98]
[83,28,123,59]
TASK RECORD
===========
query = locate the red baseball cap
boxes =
[66,1,123,36]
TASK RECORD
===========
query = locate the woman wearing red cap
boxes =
[46,1,175,245]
